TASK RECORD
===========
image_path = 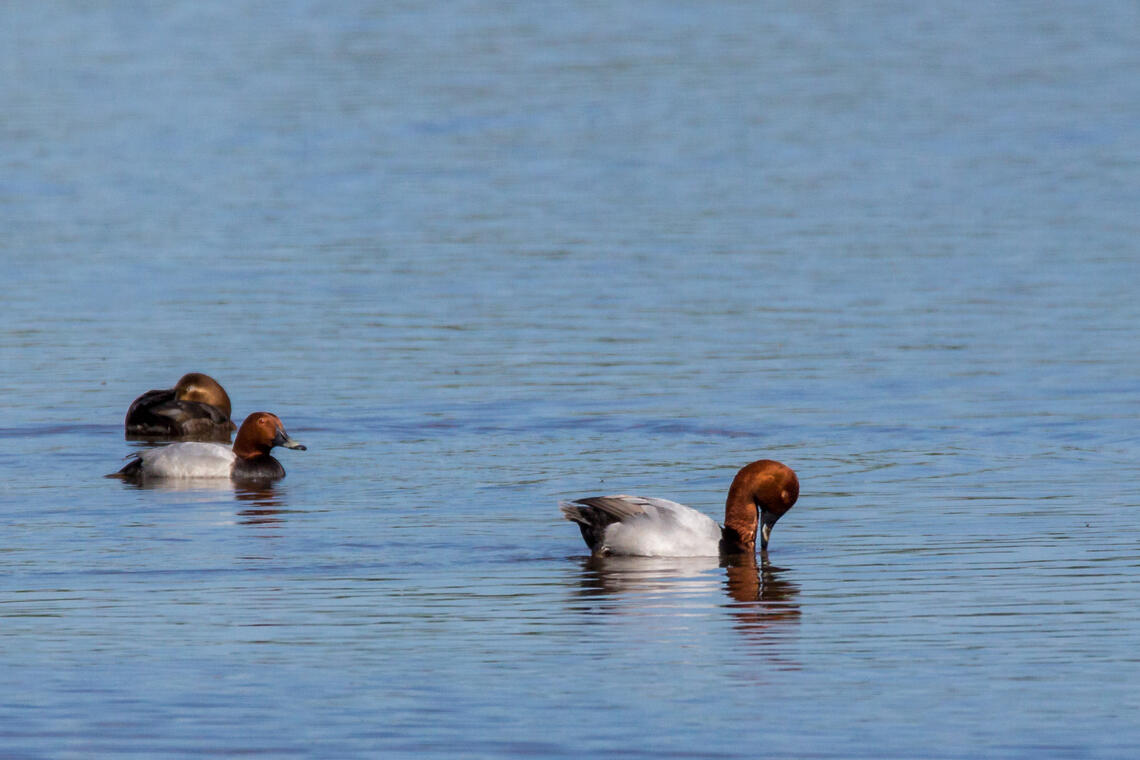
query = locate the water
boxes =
[3,1,1140,757]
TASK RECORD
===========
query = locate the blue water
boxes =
[3,2,1140,757]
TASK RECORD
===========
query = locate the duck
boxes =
[124,372,237,441]
[560,459,798,557]
[112,412,306,481]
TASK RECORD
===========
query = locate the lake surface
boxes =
[3,2,1140,757]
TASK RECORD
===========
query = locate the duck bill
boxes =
[272,427,307,451]
[759,509,780,551]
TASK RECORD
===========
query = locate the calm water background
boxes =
[3,2,1140,757]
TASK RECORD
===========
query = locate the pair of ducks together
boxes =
[114,372,306,481]
[114,373,799,558]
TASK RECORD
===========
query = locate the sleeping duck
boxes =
[125,372,237,441]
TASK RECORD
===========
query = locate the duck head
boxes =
[174,372,233,419]
[723,460,799,552]
[232,412,306,459]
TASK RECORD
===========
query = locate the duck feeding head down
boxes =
[721,459,798,552]
[111,412,306,482]
[560,459,798,557]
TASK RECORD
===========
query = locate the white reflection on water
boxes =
[114,477,288,524]
[570,554,802,664]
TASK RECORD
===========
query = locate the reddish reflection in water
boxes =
[723,555,801,661]
[234,482,287,525]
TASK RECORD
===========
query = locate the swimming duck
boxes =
[112,412,306,481]
[124,372,236,440]
[560,459,798,557]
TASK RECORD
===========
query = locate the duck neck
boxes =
[722,485,758,553]
[232,434,269,460]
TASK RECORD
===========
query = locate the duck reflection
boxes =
[122,477,240,494]
[114,477,288,525]
[233,480,287,525]
[723,555,801,643]
[572,553,800,654]
[576,554,724,596]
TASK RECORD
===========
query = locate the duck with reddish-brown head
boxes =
[560,460,798,557]
[112,412,306,482]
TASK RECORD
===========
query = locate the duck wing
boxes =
[151,399,231,427]
[560,495,645,551]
